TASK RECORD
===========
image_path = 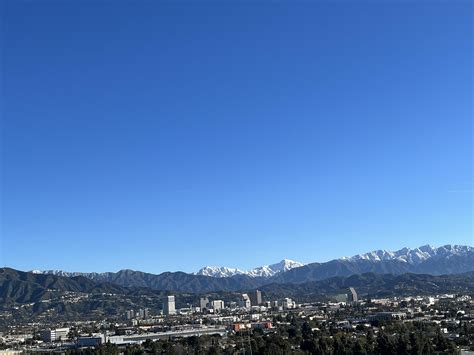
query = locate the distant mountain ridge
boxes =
[31,259,305,279]
[195,259,304,278]
[3,267,474,330]
[271,244,474,284]
[0,268,126,305]
[4,268,474,304]
[341,244,471,264]
[30,269,105,278]
[195,245,473,278]
[28,244,473,292]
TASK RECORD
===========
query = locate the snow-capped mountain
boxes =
[271,244,474,284]
[195,245,473,279]
[195,266,246,278]
[195,259,305,278]
[340,244,472,265]
[246,259,305,277]
[29,245,473,290]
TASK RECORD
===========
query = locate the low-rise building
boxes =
[77,335,105,347]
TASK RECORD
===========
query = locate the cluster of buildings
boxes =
[123,289,323,322]
[161,290,272,316]
[125,308,149,320]
[2,289,473,352]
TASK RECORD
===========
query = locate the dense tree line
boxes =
[52,317,467,355]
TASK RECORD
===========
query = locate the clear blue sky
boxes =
[1,1,472,273]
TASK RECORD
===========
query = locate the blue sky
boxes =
[1,1,472,273]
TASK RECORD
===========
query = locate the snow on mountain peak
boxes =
[31,244,471,280]
[195,266,245,278]
[341,244,473,265]
[195,259,304,278]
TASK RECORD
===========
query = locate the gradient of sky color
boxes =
[1,0,472,273]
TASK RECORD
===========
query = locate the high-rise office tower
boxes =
[211,300,225,312]
[348,287,358,303]
[200,297,209,311]
[240,293,251,309]
[163,295,176,315]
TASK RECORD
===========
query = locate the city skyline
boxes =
[2,1,472,273]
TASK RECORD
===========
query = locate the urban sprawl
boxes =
[1,288,473,354]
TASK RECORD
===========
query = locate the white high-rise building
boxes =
[211,300,225,312]
[256,290,262,305]
[240,294,251,309]
[163,295,176,315]
[282,297,295,309]
[348,287,358,303]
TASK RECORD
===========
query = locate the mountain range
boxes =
[2,267,474,329]
[2,244,474,328]
[28,244,473,293]
[4,268,474,306]
[195,259,305,278]
[33,259,304,279]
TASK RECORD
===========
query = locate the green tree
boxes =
[302,322,313,340]
[376,331,396,355]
